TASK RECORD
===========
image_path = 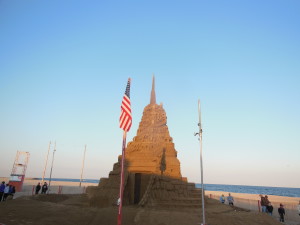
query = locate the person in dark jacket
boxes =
[278,203,285,222]
[35,182,41,194]
[0,181,5,201]
[266,202,273,216]
[41,182,48,194]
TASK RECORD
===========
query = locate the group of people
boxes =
[0,181,16,202]
[219,193,300,223]
[35,182,48,194]
[260,195,273,214]
[260,194,286,222]
[219,193,234,206]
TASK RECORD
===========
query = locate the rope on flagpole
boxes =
[117,130,127,225]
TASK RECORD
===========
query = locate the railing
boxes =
[13,185,87,199]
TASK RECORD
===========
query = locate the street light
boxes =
[48,142,56,193]
[194,99,206,225]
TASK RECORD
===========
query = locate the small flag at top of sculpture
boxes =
[119,78,132,132]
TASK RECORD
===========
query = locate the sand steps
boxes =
[150,196,202,209]
[152,201,201,209]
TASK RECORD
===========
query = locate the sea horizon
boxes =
[19,177,300,198]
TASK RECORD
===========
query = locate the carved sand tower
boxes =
[87,76,201,208]
[125,76,182,178]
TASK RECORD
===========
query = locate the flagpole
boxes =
[117,130,127,225]
[48,141,56,194]
[198,100,206,225]
[117,78,132,225]
[79,144,87,187]
[42,141,51,183]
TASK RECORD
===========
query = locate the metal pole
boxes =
[198,100,206,225]
[79,145,87,187]
[48,142,56,193]
[117,131,127,225]
[42,141,51,183]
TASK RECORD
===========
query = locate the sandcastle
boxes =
[87,77,202,208]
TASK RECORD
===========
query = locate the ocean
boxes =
[197,183,300,198]
[34,178,300,198]
[31,178,99,184]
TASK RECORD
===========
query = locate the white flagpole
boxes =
[195,99,206,225]
[48,141,56,193]
[117,78,131,225]
[42,141,51,183]
[79,144,87,187]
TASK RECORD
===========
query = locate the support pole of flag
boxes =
[117,78,132,225]
[195,99,206,225]
[117,131,127,225]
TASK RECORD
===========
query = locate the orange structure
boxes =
[9,151,30,192]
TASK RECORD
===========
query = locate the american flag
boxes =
[119,78,132,132]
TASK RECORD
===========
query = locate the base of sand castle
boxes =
[87,173,204,209]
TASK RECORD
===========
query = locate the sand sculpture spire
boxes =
[123,76,182,179]
[150,75,156,104]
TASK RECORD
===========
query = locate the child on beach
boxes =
[219,194,225,204]
[278,204,285,222]
[266,202,273,216]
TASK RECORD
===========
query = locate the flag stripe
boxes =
[119,79,132,132]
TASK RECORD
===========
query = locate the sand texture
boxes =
[0,194,288,225]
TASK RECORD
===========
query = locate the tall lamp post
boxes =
[194,99,206,225]
[42,141,51,183]
[48,142,56,193]
[79,145,87,187]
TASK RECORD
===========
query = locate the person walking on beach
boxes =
[3,184,10,201]
[278,203,285,222]
[260,194,269,213]
[267,202,273,216]
[0,181,5,201]
[297,200,300,216]
[41,182,48,194]
[227,193,234,206]
[220,194,225,204]
[35,182,41,194]
[265,195,270,206]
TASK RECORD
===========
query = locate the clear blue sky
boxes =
[1,0,299,188]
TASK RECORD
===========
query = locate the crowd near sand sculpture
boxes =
[87,77,202,209]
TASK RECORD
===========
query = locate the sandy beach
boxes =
[0,193,287,225]
[1,178,299,225]
[23,178,99,187]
